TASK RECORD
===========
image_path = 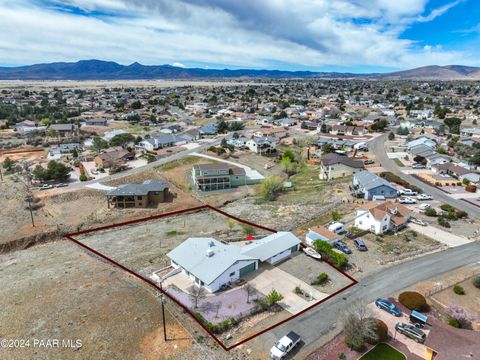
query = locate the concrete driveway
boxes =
[409,223,472,247]
[368,303,430,359]
[244,263,329,314]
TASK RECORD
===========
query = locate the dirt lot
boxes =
[431,277,480,317]
[0,240,234,360]
[75,207,273,276]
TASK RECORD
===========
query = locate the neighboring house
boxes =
[352,170,397,200]
[330,125,367,136]
[246,136,276,154]
[277,117,297,127]
[106,180,170,208]
[192,163,248,192]
[84,118,108,126]
[305,226,340,245]
[94,147,135,169]
[199,123,218,135]
[410,144,435,158]
[432,163,480,182]
[355,201,412,234]
[460,128,480,137]
[167,232,300,293]
[458,138,479,147]
[227,137,249,149]
[181,128,201,141]
[425,153,450,168]
[253,127,288,139]
[49,123,76,137]
[319,153,364,180]
[407,136,437,150]
[139,135,184,151]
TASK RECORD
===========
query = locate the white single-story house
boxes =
[246,136,276,154]
[167,232,300,293]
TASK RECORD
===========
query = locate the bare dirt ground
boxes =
[0,240,228,360]
[431,276,480,316]
[74,207,273,276]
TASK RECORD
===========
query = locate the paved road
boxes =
[65,136,226,190]
[256,241,480,357]
[369,133,480,220]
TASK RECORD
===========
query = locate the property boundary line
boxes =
[65,205,357,351]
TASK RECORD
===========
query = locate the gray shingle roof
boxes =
[107,179,168,196]
[321,153,365,168]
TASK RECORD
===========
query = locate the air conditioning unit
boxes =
[206,248,214,257]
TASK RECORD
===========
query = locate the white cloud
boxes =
[0,0,476,70]
[172,62,186,68]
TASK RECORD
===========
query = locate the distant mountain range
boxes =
[0,60,479,80]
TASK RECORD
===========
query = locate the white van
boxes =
[328,222,346,234]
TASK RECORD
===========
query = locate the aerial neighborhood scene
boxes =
[1,1,480,360]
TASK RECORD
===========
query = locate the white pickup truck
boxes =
[270,331,301,359]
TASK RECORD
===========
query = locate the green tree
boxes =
[266,289,284,305]
[258,176,283,201]
[321,143,335,154]
[444,117,462,134]
[388,132,395,140]
[281,149,296,162]
[331,210,341,222]
[109,133,135,148]
[92,136,109,151]
[79,172,87,181]
[2,157,15,172]
[216,120,229,133]
[131,100,142,109]
[279,157,298,177]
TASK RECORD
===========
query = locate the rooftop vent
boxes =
[208,240,215,247]
[206,248,214,257]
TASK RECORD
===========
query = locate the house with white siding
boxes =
[167,232,300,293]
[354,201,412,234]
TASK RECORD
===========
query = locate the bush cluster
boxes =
[473,276,480,289]
[453,285,465,295]
[313,240,348,269]
[379,172,421,193]
[398,291,427,311]
[365,318,389,345]
[311,273,329,286]
[194,312,239,334]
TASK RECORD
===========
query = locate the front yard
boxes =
[360,343,406,360]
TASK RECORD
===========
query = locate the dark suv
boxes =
[395,322,426,343]
[353,239,368,251]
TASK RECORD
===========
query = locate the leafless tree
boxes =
[342,302,378,351]
[189,286,207,309]
[244,284,256,304]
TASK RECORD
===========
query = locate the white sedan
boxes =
[398,197,417,204]
[417,194,433,200]
[418,203,431,212]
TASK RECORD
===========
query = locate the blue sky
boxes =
[0,0,479,72]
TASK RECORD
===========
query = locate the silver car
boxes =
[395,322,426,343]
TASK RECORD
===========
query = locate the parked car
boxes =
[353,238,368,251]
[270,331,301,359]
[412,163,426,169]
[410,217,428,226]
[364,159,375,165]
[56,183,68,188]
[334,240,352,254]
[417,194,432,200]
[375,298,402,316]
[395,322,426,343]
[39,184,53,190]
[418,203,431,212]
[399,189,418,196]
[398,197,417,204]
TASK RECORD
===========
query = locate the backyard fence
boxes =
[425,269,480,297]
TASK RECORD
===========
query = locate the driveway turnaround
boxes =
[244,263,329,314]
[409,223,472,247]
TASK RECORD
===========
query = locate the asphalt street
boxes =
[369,133,480,219]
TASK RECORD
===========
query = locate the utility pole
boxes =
[160,282,167,342]
[26,195,35,227]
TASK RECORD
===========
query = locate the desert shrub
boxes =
[294,286,303,295]
[398,291,427,311]
[425,207,437,217]
[440,204,455,212]
[455,210,468,219]
[437,216,451,228]
[453,285,465,295]
[448,317,462,328]
[379,172,421,193]
[311,273,329,286]
[338,353,346,360]
[473,276,480,289]
[258,176,284,201]
[365,318,389,344]
[465,184,477,193]
[266,289,284,306]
